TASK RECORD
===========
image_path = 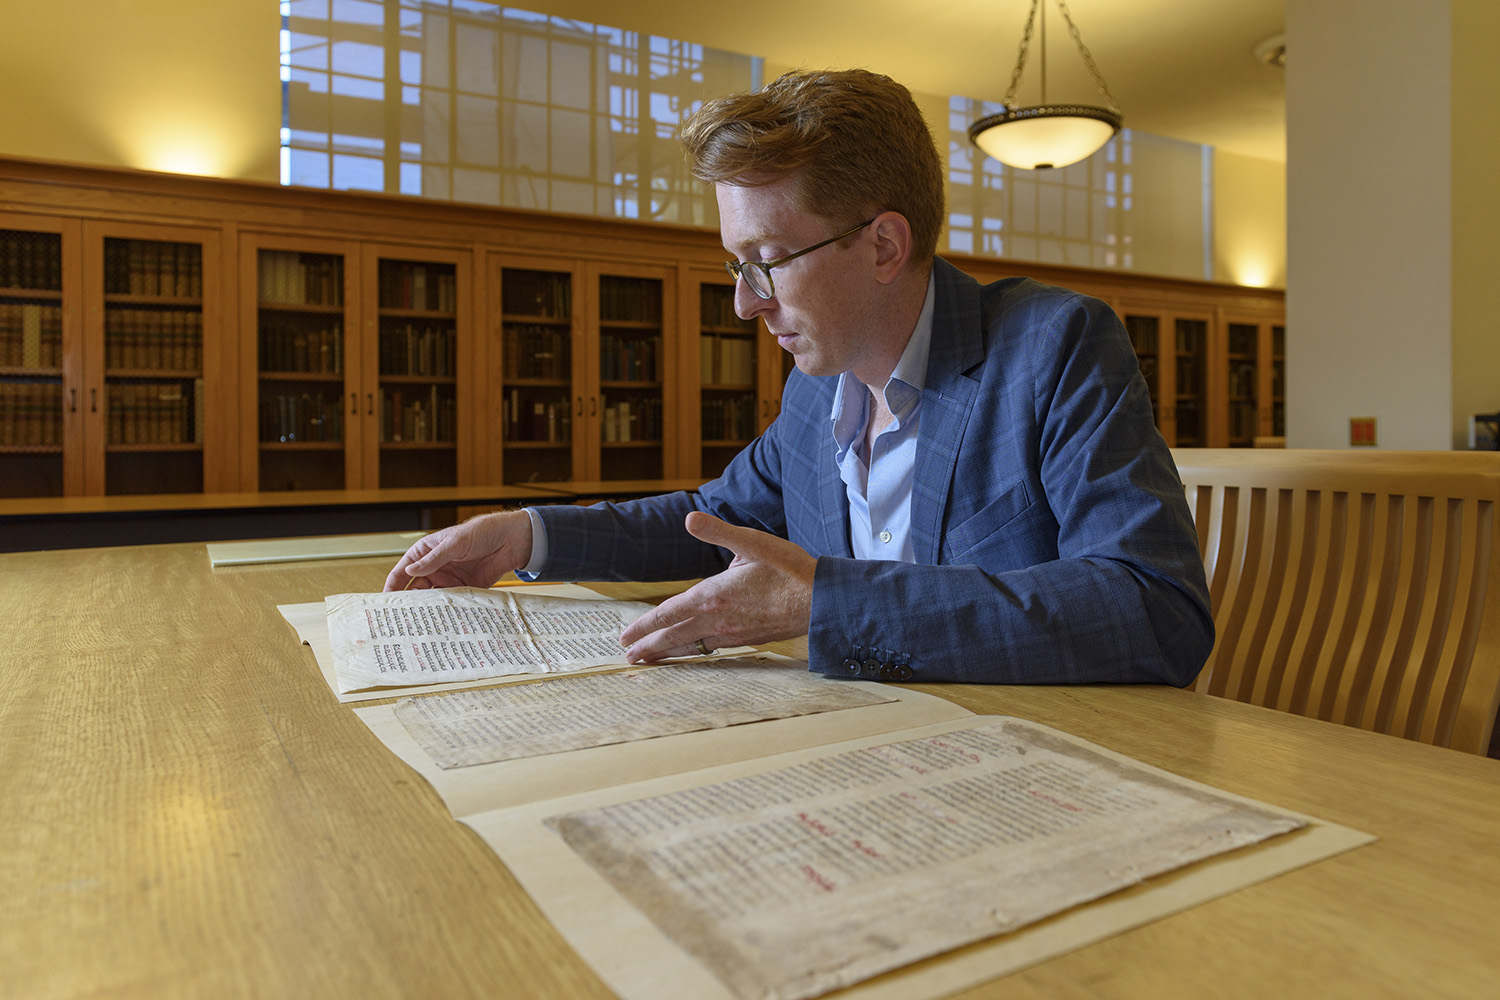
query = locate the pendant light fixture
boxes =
[968,0,1123,170]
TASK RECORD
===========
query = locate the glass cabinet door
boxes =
[497,264,575,484]
[98,235,210,493]
[1226,321,1261,447]
[1119,308,1210,447]
[0,224,67,497]
[1172,317,1208,447]
[1124,314,1162,430]
[373,254,460,488]
[596,270,668,481]
[698,280,757,479]
[1271,324,1286,438]
[253,245,353,491]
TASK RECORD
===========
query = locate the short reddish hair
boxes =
[681,69,944,262]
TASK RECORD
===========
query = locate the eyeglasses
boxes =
[724,217,876,300]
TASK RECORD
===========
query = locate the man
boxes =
[385,68,1214,686]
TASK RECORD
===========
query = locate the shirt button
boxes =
[878,530,892,544]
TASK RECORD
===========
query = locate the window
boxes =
[281,1,760,228]
[945,96,1212,278]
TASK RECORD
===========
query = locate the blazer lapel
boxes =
[818,416,855,558]
[911,259,984,564]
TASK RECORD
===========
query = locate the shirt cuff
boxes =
[519,507,549,578]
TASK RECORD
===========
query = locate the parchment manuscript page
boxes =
[392,660,899,767]
[547,717,1307,1000]
[325,587,656,693]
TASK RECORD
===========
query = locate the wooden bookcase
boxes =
[1114,304,1216,448]
[238,236,478,492]
[1223,316,1286,446]
[485,255,678,485]
[363,243,474,488]
[679,269,791,480]
[0,156,1284,499]
[83,221,226,494]
[0,213,76,497]
[590,261,676,483]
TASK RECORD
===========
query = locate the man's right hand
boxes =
[382,510,535,592]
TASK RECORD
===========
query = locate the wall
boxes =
[1451,0,1500,445]
[1286,0,1454,449]
[0,1,279,181]
[1213,150,1285,290]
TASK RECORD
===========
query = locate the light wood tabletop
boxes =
[3,541,1497,999]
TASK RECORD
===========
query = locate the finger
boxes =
[383,546,426,592]
[619,596,691,647]
[625,632,717,664]
[685,510,782,564]
[685,510,734,548]
[621,596,716,663]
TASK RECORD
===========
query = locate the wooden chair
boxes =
[1171,449,1500,755]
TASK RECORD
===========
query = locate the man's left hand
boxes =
[619,511,815,662]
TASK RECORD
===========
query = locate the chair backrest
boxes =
[1171,448,1500,755]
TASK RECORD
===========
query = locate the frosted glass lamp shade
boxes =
[968,105,1122,170]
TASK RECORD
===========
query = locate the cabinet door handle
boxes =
[90,388,97,413]
[69,388,77,413]
[589,396,597,417]
[576,396,583,417]
[351,392,358,415]
[368,393,374,416]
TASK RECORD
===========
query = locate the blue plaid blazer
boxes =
[535,258,1213,685]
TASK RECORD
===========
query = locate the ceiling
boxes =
[517,0,1288,162]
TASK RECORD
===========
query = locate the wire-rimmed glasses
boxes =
[724,217,876,300]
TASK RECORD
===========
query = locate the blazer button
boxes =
[843,657,862,676]
[894,664,914,681]
[862,658,881,676]
[878,662,895,680]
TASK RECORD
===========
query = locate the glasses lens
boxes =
[742,264,774,299]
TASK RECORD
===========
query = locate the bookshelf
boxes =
[365,246,470,489]
[693,278,759,479]
[245,237,356,491]
[1117,306,1214,447]
[0,220,69,498]
[95,232,213,494]
[492,258,578,485]
[595,266,670,482]
[1224,316,1286,446]
[242,236,476,491]
[488,257,677,485]
[0,156,1284,501]
[76,221,223,496]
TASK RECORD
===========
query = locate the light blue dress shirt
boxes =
[830,273,935,563]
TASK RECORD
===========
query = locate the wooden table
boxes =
[0,484,567,552]
[3,541,1498,999]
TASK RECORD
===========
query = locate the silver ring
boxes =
[695,638,713,656]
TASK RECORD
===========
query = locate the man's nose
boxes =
[733,274,773,321]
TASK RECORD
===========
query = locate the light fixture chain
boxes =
[1002,0,1041,109]
[1054,0,1121,112]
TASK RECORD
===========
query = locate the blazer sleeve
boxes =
[528,394,802,582]
[806,283,1214,687]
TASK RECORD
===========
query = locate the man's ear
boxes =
[870,212,913,285]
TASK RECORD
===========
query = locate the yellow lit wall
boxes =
[0,1,280,180]
[1452,0,1500,443]
[1213,151,1286,289]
